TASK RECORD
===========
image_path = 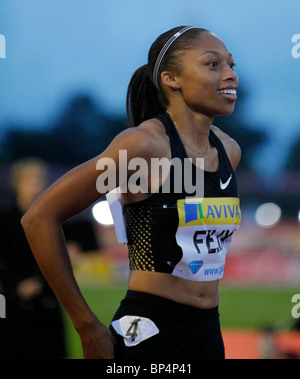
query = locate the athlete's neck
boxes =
[166,109,212,149]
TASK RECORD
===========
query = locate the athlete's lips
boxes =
[218,86,238,91]
[217,86,238,101]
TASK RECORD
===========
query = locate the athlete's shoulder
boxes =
[211,125,241,171]
[138,116,171,137]
[108,118,169,160]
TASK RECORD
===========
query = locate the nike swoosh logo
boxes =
[220,174,232,190]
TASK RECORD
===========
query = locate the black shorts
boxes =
[109,290,225,359]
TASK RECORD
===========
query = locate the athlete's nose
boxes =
[222,65,238,85]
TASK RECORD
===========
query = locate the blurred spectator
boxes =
[0,157,99,358]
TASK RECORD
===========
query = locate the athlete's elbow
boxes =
[21,204,47,234]
[21,209,36,234]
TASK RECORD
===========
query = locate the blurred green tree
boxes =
[2,94,127,166]
[284,134,300,170]
[1,87,266,170]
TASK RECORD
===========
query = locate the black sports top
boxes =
[124,113,240,281]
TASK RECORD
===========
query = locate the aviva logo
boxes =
[177,197,241,227]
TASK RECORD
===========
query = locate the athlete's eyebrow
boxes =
[199,50,233,58]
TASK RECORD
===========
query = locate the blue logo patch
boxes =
[188,261,204,275]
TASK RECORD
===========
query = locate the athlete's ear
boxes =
[160,71,180,91]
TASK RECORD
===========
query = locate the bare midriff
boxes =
[128,270,219,309]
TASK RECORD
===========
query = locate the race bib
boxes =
[111,316,159,347]
[173,197,241,281]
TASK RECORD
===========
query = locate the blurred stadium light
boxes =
[255,203,282,228]
[92,200,114,226]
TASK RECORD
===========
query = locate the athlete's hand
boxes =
[78,320,116,359]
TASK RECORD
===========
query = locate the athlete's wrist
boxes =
[73,311,102,334]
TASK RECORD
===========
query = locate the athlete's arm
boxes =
[21,125,157,359]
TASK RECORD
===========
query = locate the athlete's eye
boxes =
[208,61,218,68]
[229,62,236,70]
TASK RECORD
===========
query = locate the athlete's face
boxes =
[175,32,238,117]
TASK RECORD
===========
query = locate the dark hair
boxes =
[126,26,209,127]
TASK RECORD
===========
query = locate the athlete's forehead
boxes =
[188,32,232,59]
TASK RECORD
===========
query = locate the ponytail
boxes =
[126,64,165,127]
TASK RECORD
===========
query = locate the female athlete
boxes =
[22,26,241,359]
